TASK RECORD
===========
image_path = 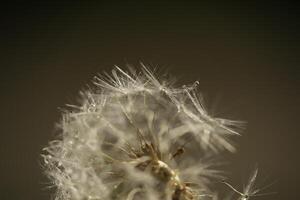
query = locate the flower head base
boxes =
[42,65,244,200]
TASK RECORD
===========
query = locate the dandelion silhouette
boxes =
[42,65,271,200]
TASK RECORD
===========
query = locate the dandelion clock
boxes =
[42,65,272,200]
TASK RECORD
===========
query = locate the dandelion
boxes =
[42,64,266,200]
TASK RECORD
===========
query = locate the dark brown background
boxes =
[1,1,299,200]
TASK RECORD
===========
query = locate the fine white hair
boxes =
[42,64,246,200]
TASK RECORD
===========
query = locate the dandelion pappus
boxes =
[221,167,276,200]
[171,136,193,160]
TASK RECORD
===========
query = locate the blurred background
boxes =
[1,1,299,199]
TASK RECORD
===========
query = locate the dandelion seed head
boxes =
[42,65,243,200]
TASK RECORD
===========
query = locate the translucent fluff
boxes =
[42,65,251,200]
